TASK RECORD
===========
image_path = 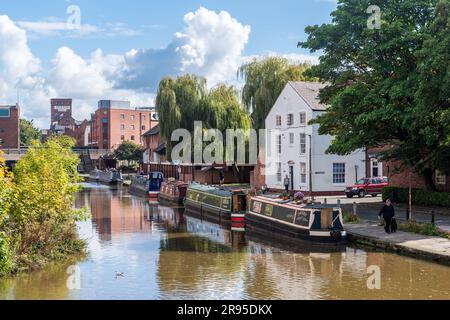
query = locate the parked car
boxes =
[345,177,389,198]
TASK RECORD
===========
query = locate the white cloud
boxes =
[119,7,251,91]
[17,19,140,38]
[0,8,320,129]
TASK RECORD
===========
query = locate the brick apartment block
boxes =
[0,104,20,149]
[90,100,158,150]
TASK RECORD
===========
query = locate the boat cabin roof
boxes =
[252,196,341,211]
[188,183,246,197]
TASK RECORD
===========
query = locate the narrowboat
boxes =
[185,183,248,229]
[246,196,347,243]
[89,169,123,185]
[129,172,164,201]
[158,180,189,205]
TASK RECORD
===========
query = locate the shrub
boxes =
[1,137,88,275]
[399,220,449,239]
[343,212,360,224]
[382,187,450,207]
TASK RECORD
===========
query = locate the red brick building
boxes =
[90,100,158,150]
[0,104,20,149]
[50,98,75,134]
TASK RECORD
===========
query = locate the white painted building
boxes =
[265,81,367,194]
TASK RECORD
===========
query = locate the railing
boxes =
[1,148,113,160]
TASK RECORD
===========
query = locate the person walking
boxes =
[379,199,396,234]
[284,175,290,193]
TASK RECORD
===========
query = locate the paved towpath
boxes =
[346,221,450,265]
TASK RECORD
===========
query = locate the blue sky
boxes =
[0,0,337,127]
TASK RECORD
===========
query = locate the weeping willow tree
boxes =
[156,75,251,162]
[239,57,316,130]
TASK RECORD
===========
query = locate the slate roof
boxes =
[288,81,328,111]
[142,125,160,137]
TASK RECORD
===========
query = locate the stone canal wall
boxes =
[346,222,450,266]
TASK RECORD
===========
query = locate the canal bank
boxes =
[346,222,450,266]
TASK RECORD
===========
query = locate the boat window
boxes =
[295,211,311,227]
[267,205,296,224]
[251,201,262,214]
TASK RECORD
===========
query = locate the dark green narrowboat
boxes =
[185,183,247,230]
[247,196,347,243]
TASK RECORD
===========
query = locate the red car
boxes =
[345,177,389,198]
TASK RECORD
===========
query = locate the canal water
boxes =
[1,184,449,300]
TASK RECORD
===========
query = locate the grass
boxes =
[343,212,361,224]
[399,220,450,239]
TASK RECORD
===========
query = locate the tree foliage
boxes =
[0,151,13,275]
[156,75,251,161]
[20,119,41,147]
[239,57,316,130]
[0,136,87,275]
[299,0,449,190]
[113,141,145,164]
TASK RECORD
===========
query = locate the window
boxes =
[102,118,109,123]
[142,115,146,121]
[289,133,295,145]
[121,135,125,141]
[300,134,307,155]
[131,115,135,121]
[120,124,125,130]
[436,171,446,185]
[277,135,282,154]
[131,135,135,141]
[120,114,125,120]
[276,115,282,127]
[287,114,294,126]
[300,162,307,184]
[131,125,135,130]
[300,113,307,126]
[277,163,282,182]
[333,163,346,184]
[142,125,146,131]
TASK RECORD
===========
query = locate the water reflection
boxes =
[0,185,449,300]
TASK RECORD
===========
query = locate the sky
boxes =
[0,0,337,129]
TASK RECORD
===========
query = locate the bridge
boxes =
[1,148,112,162]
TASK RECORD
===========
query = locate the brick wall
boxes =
[0,105,20,149]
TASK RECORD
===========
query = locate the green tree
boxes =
[6,136,86,272]
[299,0,449,190]
[20,119,41,147]
[239,57,315,130]
[0,151,13,275]
[156,75,251,161]
[114,141,145,165]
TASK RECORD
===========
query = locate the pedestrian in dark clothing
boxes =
[379,199,396,234]
[284,175,290,193]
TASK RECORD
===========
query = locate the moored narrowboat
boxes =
[129,172,164,201]
[89,169,123,185]
[185,183,248,228]
[159,180,188,205]
[246,196,347,243]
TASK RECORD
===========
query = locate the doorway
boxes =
[289,166,294,191]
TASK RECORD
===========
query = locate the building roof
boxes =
[143,125,160,137]
[288,81,328,111]
[154,143,166,154]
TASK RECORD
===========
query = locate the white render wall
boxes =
[265,84,366,193]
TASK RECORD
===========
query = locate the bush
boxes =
[399,220,449,239]
[0,137,88,276]
[343,212,360,224]
[382,187,450,207]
